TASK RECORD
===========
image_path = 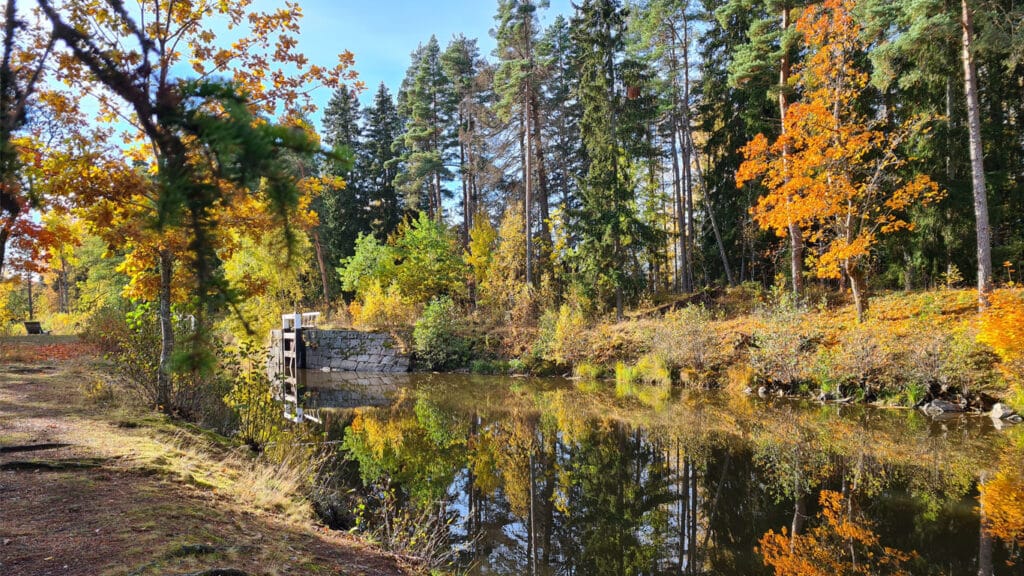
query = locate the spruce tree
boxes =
[721,0,812,297]
[362,82,403,239]
[318,86,367,297]
[571,0,652,319]
[538,15,585,231]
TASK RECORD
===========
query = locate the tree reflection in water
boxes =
[306,372,1023,575]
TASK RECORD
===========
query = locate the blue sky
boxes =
[284,0,574,119]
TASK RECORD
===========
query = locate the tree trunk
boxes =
[529,91,552,267]
[311,229,330,310]
[157,248,175,414]
[524,102,533,286]
[671,128,687,292]
[681,14,695,293]
[26,274,33,320]
[846,261,868,323]
[790,492,807,550]
[978,471,994,576]
[0,227,8,277]
[779,5,803,298]
[960,0,993,310]
[684,123,734,286]
[680,128,694,293]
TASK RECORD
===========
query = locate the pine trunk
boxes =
[960,0,993,310]
[312,231,330,310]
[529,90,552,271]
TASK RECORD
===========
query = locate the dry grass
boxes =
[553,289,1007,403]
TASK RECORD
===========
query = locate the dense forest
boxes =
[3,1,1024,574]
[1,0,1023,403]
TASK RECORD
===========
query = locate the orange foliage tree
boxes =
[736,0,942,322]
[758,490,916,576]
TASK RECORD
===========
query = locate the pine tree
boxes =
[441,35,486,244]
[494,0,552,284]
[394,36,454,220]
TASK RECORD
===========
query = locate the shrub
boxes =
[829,326,894,393]
[470,359,510,375]
[391,213,468,304]
[573,361,605,380]
[615,361,640,397]
[978,289,1024,391]
[749,308,815,388]
[413,296,469,371]
[634,353,672,386]
[78,305,128,353]
[548,303,589,366]
[222,341,281,450]
[337,233,397,296]
[652,305,724,387]
[350,281,418,348]
[109,303,218,420]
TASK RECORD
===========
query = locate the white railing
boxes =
[281,311,320,331]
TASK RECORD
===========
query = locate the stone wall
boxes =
[268,329,409,373]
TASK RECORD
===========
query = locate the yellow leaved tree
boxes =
[32,0,357,411]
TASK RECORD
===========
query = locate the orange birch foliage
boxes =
[758,490,916,576]
[736,0,942,321]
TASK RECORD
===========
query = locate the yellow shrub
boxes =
[550,303,589,365]
[350,281,419,348]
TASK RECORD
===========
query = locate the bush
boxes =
[109,303,219,420]
[614,361,640,398]
[413,297,469,371]
[978,289,1024,394]
[222,341,281,450]
[392,213,468,304]
[547,303,589,366]
[349,281,418,348]
[338,233,397,296]
[573,361,605,380]
[749,308,815,389]
[78,305,129,353]
[652,305,724,387]
[634,353,672,386]
[470,359,510,375]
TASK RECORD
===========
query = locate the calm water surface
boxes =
[292,371,1024,575]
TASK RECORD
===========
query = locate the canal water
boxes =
[295,371,1023,575]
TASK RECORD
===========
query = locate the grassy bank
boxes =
[462,287,1024,412]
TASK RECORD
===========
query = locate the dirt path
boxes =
[0,338,413,576]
